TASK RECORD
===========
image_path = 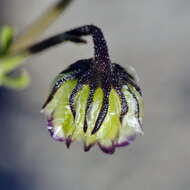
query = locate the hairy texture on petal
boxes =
[83,88,121,150]
[128,84,144,125]
[83,85,96,132]
[42,72,75,109]
[127,86,141,127]
[69,81,83,118]
[71,85,90,141]
[97,89,121,140]
[112,63,142,96]
[42,59,92,109]
[127,78,142,96]
[91,85,111,134]
[115,87,128,121]
[84,88,104,148]
[116,85,143,146]
[112,63,136,82]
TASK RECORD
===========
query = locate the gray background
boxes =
[0,0,190,189]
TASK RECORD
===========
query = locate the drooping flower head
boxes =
[41,25,144,154]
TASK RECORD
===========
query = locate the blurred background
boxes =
[0,0,190,189]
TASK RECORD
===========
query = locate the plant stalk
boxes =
[10,0,73,54]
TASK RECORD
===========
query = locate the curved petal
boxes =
[116,85,143,147]
[43,80,77,141]
[71,85,90,140]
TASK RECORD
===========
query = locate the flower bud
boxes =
[42,25,144,154]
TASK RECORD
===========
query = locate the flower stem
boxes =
[65,25,112,73]
[26,33,86,55]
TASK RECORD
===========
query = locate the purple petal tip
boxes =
[47,118,65,142]
[84,143,94,152]
[115,134,136,147]
[66,138,72,148]
[98,143,115,154]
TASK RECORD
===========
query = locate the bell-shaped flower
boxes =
[42,25,144,154]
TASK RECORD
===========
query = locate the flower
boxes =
[41,25,144,154]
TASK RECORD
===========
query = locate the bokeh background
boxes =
[1,0,190,189]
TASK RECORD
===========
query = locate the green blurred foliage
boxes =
[0,26,30,89]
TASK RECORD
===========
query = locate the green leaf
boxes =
[1,69,30,89]
[0,26,14,56]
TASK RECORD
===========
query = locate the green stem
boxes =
[10,0,73,54]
